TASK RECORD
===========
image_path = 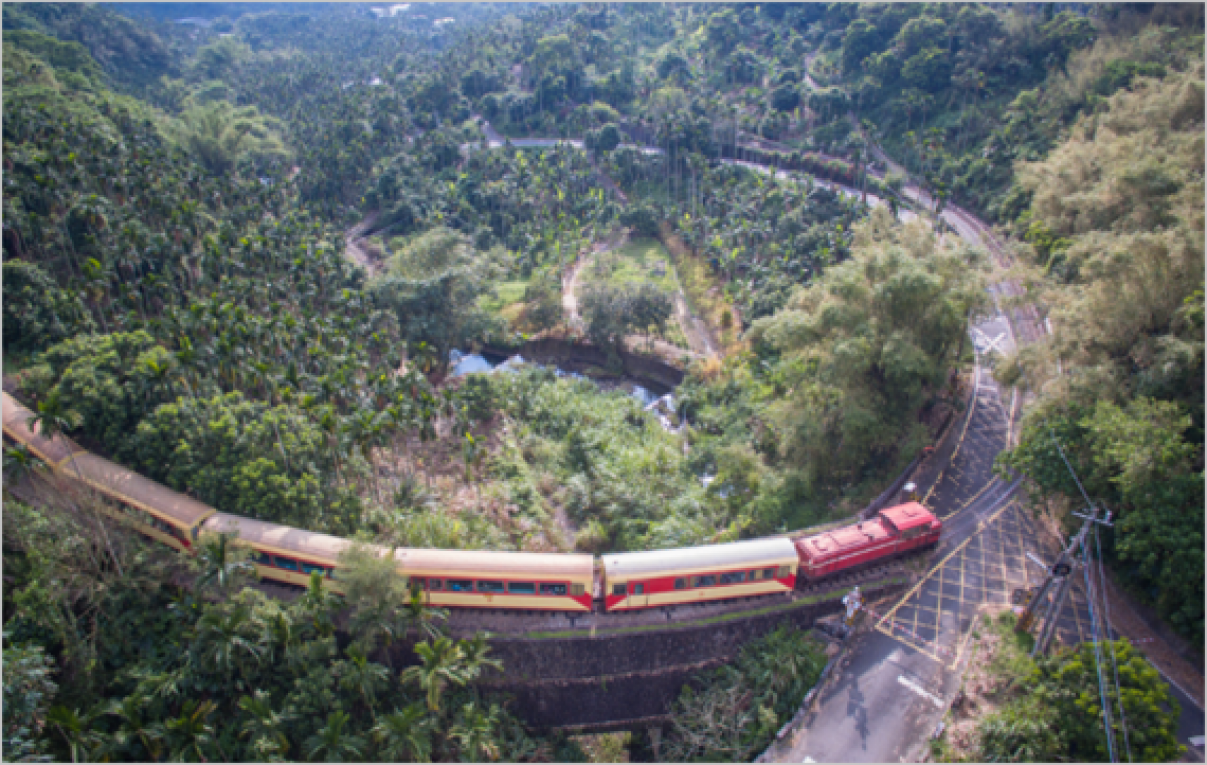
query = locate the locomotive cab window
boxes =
[477,581,504,593]
[251,552,271,565]
[571,583,584,596]
[719,571,746,585]
[612,584,626,596]
[508,582,536,595]
[777,565,791,578]
[540,583,567,596]
[447,580,473,592]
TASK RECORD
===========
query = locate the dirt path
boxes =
[344,212,384,277]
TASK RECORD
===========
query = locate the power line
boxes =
[1095,522,1133,763]
[1083,532,1117,763]
[1047,427,1119,762]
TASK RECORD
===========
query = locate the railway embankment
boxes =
[382,575,911,731]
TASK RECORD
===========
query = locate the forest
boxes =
[2,2,1203,762]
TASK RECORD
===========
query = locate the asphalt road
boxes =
[773,331,1205,762]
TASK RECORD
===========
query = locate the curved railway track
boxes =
[5,136,1003,630]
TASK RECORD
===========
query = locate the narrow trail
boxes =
[344,212,383,277]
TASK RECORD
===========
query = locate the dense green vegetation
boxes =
[997,57,1205,645]
[933,613,1182,763]
[660,625,827,762]
[3,1,1203,760]
[2,495,583,762]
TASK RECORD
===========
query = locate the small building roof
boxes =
[604,537,798,580]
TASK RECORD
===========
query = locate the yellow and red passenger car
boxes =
[601,538,799,611]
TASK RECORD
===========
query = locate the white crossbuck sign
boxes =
[971,328,1006,354]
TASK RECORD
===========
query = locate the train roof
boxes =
[202,512,359,564]
[398,548,595,581]
[879,502,936,532]
[603,537,798,580]
[2,392,87,467]
[797,520,893,559]
[71,452,217,530]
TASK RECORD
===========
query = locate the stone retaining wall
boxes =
[384,580,908,730]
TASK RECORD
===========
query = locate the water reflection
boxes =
[450,350,670,413]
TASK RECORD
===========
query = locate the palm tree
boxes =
[107,692,165,762]
[3,444,47,490]
[349,599,405,667]
[340,645,390,715]
[450,701,502,763]
[238,690,291,761]
[46,705,105,764]
[26,389,83,476]
[194,532,256,593]
[190,602,265,677]
[400,636,473,712]
[303,710,366,763]
[164,699,221,763]
[402,587,449,641]
[372,703,434,763]
[458,633,503,681]
[298,569,341,638]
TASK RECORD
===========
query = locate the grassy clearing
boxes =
[578,237,677,293]
[657,222,745,355]
[577,237,692,351]
[479,279,531,315]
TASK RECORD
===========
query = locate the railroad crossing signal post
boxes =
[1015,505,1112,657]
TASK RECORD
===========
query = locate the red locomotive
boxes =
[795,503,942,581]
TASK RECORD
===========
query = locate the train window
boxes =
[777,565,791,578]
[720,571,746,585]
[761,568,777,580]
[273,556,299,572]
[427,579,443,591]
[612,584,626,596]
[251,552,271,565]
[410,577,426,592]
[477,581,504,594]
[571,583,585,596]
[698,575,717,587]
[301,563,327,576]
[508,582,536,595]
[447,580,473,592]
[674,578,686,590]
[631,583,645,595]
[541,583,567,596]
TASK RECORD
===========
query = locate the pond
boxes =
[450,349,672,410]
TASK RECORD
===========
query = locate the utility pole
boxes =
[1016,504,1112,657]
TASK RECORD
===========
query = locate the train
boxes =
[3,391,941,613]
